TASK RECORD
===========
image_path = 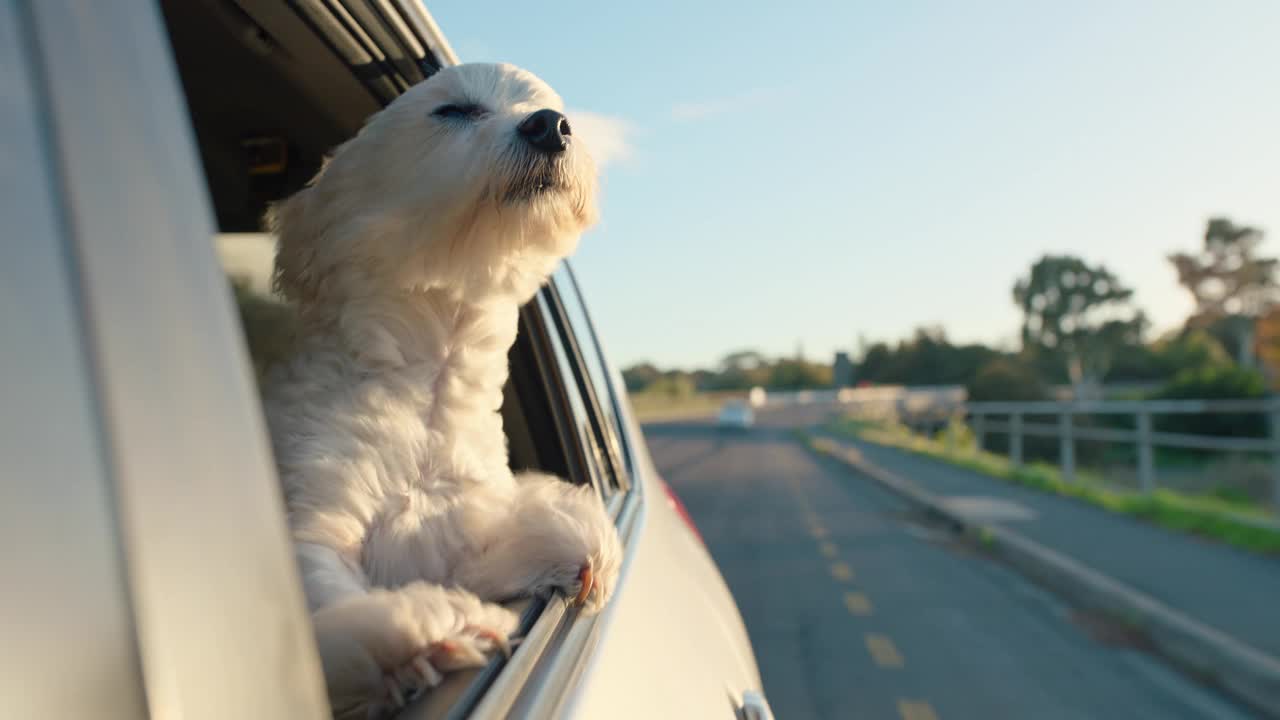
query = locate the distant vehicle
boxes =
[2,2,772,719]
[718,400,755,429]
[748,386,768,407]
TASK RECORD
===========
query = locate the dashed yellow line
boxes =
[843,591,873,615]
[819,541,838,558]
[809,524,829,539]
[865,633,904,668]
[830,562,854,582]
[898,700,939,720]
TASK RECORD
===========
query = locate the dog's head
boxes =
[270,63,598,306]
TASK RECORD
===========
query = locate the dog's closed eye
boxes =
[433,103,488,121]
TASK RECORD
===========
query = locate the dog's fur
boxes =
[261,63,622,719]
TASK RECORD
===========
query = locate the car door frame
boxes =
[16,1,333,718]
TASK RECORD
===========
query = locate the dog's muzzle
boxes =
[517,109,571,154]
[500,109,579,204]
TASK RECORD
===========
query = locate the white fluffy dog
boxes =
[262,63,622,719]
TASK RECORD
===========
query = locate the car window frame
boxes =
[24,1,334,717]
[557,262,636,477]
[518,293,616,501]
[541,268,632,496]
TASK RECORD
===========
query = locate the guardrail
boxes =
[762,387,1280,509]
[796,386,1280,510]
[961,398,1280,507]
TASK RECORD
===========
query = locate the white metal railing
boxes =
[826,388,1280,510]
[964,399,1278,509]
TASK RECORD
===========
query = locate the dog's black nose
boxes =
[517,109,571,153]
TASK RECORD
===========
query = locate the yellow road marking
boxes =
[810,524,829,539]
[830,562,854,582]
[819,541,838,558]
[865,633,904,668]
[898,700,938,720]
[844,592,873,615]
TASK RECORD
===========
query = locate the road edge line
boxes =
[803,434,1280,719]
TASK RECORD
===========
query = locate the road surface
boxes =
[644,412,1250,720]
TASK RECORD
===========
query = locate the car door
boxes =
[3,1,330,718]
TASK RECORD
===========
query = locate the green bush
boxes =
[1151,330,1232,376]
[1152,365,1267,437]
[648,373,696,398]
[966,356,1049,402]
[934,416,976,451]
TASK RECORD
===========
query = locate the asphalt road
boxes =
[644,412,1251,720]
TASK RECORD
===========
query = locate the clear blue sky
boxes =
[429,1,1280,370]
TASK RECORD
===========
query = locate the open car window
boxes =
[215,233,629,719]
[171,3,638,717]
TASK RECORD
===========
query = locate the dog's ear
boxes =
[268,186,326,305]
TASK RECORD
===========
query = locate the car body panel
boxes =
[0,6,149,715]
[556,330,763,718]
[19,1,332,717]
[567,467,763,719]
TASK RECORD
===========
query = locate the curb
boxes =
[806,435,1280,719]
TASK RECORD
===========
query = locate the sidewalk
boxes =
[820,432,1280,660]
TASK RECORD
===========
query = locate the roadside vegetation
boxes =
[625,351,830,421]
[627,216,1280,493]
[823,416,1280,555]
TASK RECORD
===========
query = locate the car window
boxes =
[548,263,633,482]
[535,287,623,499]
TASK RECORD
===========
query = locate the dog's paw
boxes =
[515,473,623,613]
[557,493,623,614]
[314,582,518,720]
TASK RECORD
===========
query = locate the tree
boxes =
[702,349,769,390]
[853,329,998,387]
[855,342,893,384]
[767,358,832,389]
[1170,217,1278,365]
[1013,255,1146,391]
[718,350,767,372]
[1153,329,1231,376]
[1256,308,1280,388]
[621,363,661,392]
[647,372,695,398]
[966,356,1048,403]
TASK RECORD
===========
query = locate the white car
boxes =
[718,400,756,429]
[0,2,771,719]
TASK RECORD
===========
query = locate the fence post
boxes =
[1269,400,1280,511]
[1059,410,1075,482]
[1137,411,1154,494]
[1010,412,1023,469]
[973,412,985,453]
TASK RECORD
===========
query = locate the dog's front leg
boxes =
[452,472,623,612]
[296,542,517,719]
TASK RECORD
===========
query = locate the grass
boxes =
[824,416,1280,555]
